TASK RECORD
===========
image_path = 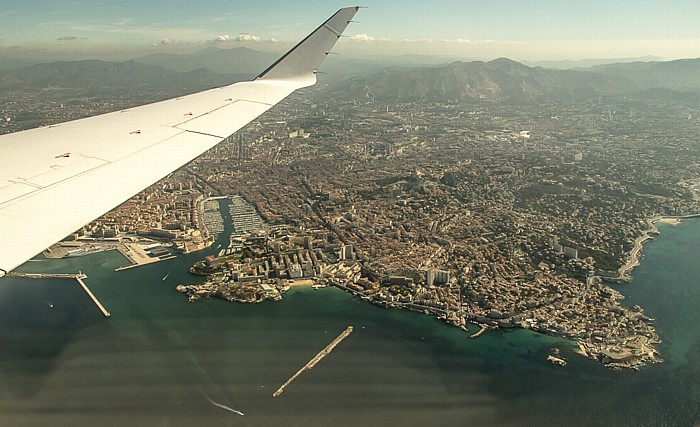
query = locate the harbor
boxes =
[44,241,177,272]
[5,271,110,318]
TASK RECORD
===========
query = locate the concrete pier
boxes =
[273,326,353,398]
[6,272,87,280]
[115,243,176,271]
[76,276,111,318]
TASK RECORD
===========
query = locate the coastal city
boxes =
[4,70,700,370]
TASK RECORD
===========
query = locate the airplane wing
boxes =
[0,7,359,277]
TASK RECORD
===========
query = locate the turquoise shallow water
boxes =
[0,217,699,426]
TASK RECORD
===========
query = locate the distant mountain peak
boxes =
[489,57,523,65]
[487,57,531,70]
[337,56,700,105]
[132,46,278,74]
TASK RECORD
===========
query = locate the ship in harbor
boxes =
[63,246,106,258]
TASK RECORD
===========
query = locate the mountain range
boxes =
[0,59,247,99]
[133,46,278,75]
[339,57,700,104]
[2,48,700,106]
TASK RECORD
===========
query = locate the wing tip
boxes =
[255,7,360,82]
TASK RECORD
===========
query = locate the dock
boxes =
[273,326,353,398]
[115,243,176,271]
[6,272,111,318]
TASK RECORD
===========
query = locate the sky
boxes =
[1,0,700,62]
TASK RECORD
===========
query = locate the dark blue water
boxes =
[0,218,699,426]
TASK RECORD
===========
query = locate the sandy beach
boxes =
[656,217,683,225]
[287,279,315,287]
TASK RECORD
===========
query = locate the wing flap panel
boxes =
[24,157,108,188]
[0,182,37,205]
[176,100,272,138]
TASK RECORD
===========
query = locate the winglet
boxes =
[255,6,359,85]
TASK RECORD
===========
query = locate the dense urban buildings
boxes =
[3,63,700,370]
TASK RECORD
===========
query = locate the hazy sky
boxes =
[1,0,700,61]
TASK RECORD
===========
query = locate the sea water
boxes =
[0,218,699,426]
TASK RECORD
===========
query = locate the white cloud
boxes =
[233,33,261,42]
[351,33,375,42]
[211,33,276,43]
[152,38,173,47]
[350,34,377,42]
[56,35,78,40]
[397,38,501,44]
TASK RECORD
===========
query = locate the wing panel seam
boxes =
[183,129,226,139]
[0,130,196,209]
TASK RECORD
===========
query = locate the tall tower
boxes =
[237,131,245,159]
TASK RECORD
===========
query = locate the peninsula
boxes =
[9,58,700,371]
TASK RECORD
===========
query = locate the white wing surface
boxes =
[0,7,359,276]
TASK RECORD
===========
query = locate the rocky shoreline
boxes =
[176,281,283,304]
[602,214,700,283]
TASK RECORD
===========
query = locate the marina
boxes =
[229,195,264,237]
[202,199,225,238]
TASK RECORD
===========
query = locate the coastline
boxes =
[288,279,315,287]
[656,217,682,225]
[612,213,700,282]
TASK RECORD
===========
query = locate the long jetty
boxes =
[273,326,353,398]
[76,276,111,318]
[6,272,87,280]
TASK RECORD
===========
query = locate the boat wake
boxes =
[199,387,244,416]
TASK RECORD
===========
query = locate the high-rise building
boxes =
[426,269,451,286]
[340,244,355,261]
[563,246,578,259]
